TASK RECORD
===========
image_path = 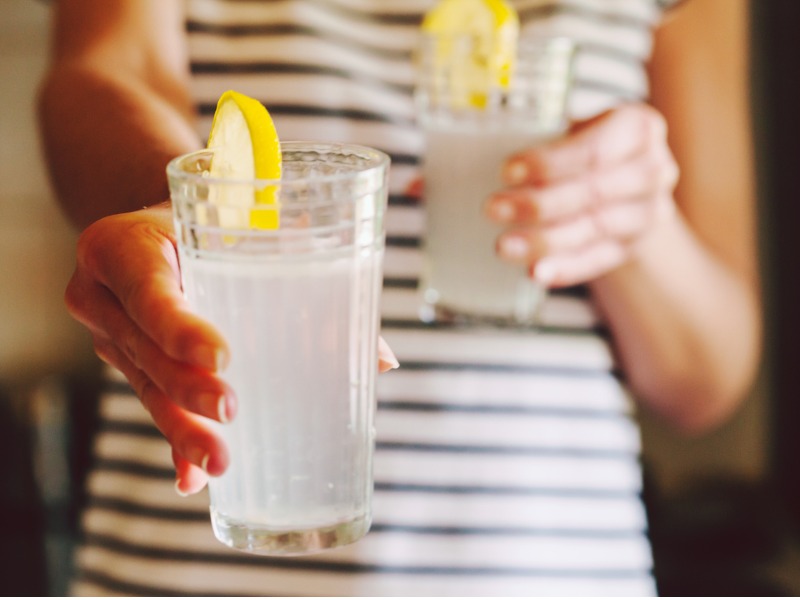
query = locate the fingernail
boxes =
[505,161,529,185]
[191,345,228,371]
[217,394,230,423]
[201,453,210,474]
[175,479,190,498]
[196,392,229,423]
[499,234,530,260]
[380,357,400,372]
[487,197,515,222]
[378,338,400,370]
[533,259,557,284]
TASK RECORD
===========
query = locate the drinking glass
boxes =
[167,142,389,555]
[417,34,576,325]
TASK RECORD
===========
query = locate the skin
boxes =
[485,0,759,432]
[38,0,759,494]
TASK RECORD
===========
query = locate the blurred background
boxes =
[2,0,800,595]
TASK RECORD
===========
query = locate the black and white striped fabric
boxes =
[71,0,680,595]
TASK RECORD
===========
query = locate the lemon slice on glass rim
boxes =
[206,90,282,229]
[422,0,519,109]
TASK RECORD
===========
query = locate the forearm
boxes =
[38,61,201,229]
[590,213,761,433]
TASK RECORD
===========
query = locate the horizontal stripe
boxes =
[521,10,652,59]
[382,276,418,290]
[519,0,657,30]
[382,277,591,300]
[304,0,424,26]
[378,399,620,418]
[187,34,414,85]
[85,473,647,530]
[190,0,656,30]
[80,532,651,576]
[91,458,641,499]
[375,441,634,458]
[191,60,413,95]
[188,46,646,90]
[375,402,640,451]
[380,329,614,373]
[103,361,631,414]
[198,101,413,126]
[84,496,643,539]
[382,321,606,339]
[373,452,643,493]
[208,0,664,26]
[378,317,605,337]
[387,193,419,208]
[95,421,637,458]
[94,458,173,479]
[187,1,654,45]
[190,66,646,119]
[76,570,237,598]
[88,496,208,522]
[372,368,631,411]
[100,379,622,424]
[92,427,643,486]
[393,359,614,378]
[382,302,606,347]
[385,234,419,249]
[574,76,645,101]
[191,0,425,27]
[188,21,413,60]
[193,79,643,119]
[74,564,656,598]
[99,421,160,439]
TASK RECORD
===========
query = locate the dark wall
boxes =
[751,0,800,524]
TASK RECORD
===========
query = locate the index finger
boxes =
[503,103,668,185]
[77,205,229,371]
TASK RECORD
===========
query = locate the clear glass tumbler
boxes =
[167,142,389,555]
[417,34,576,325]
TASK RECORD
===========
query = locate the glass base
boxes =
[419,285,548,329]
[211,512,371,556]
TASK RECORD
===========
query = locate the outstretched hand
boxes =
[66,203,398,495]
[485,103,680,287]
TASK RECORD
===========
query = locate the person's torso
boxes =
[70,1,677,595]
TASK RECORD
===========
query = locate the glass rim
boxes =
[166,141,391,187]
[416,32,577,52]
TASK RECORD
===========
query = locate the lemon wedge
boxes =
[206,90,281,229]
[422,0,519,109]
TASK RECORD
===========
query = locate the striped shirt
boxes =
[71,0,680,595]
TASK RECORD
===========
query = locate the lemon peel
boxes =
[422,0,519,109]
[206,90,281,229]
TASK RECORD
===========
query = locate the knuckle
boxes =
[75,214,121,272]
[643,146,679,189]
[122,277,156,316]
[92,335,115,366]
[663,156,680,189]
[123,329,143,368]
[638,103,668,135]
[137,380,164,426]
[63,275,86,318]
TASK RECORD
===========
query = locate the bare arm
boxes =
[485,0,760,432]
[38,0,228,494]
[38,1,399,495]
[38,0,200,228]
[589,0,760,431]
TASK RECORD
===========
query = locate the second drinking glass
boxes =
[417,34,576,325]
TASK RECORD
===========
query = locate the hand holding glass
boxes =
[417,35,575,325]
